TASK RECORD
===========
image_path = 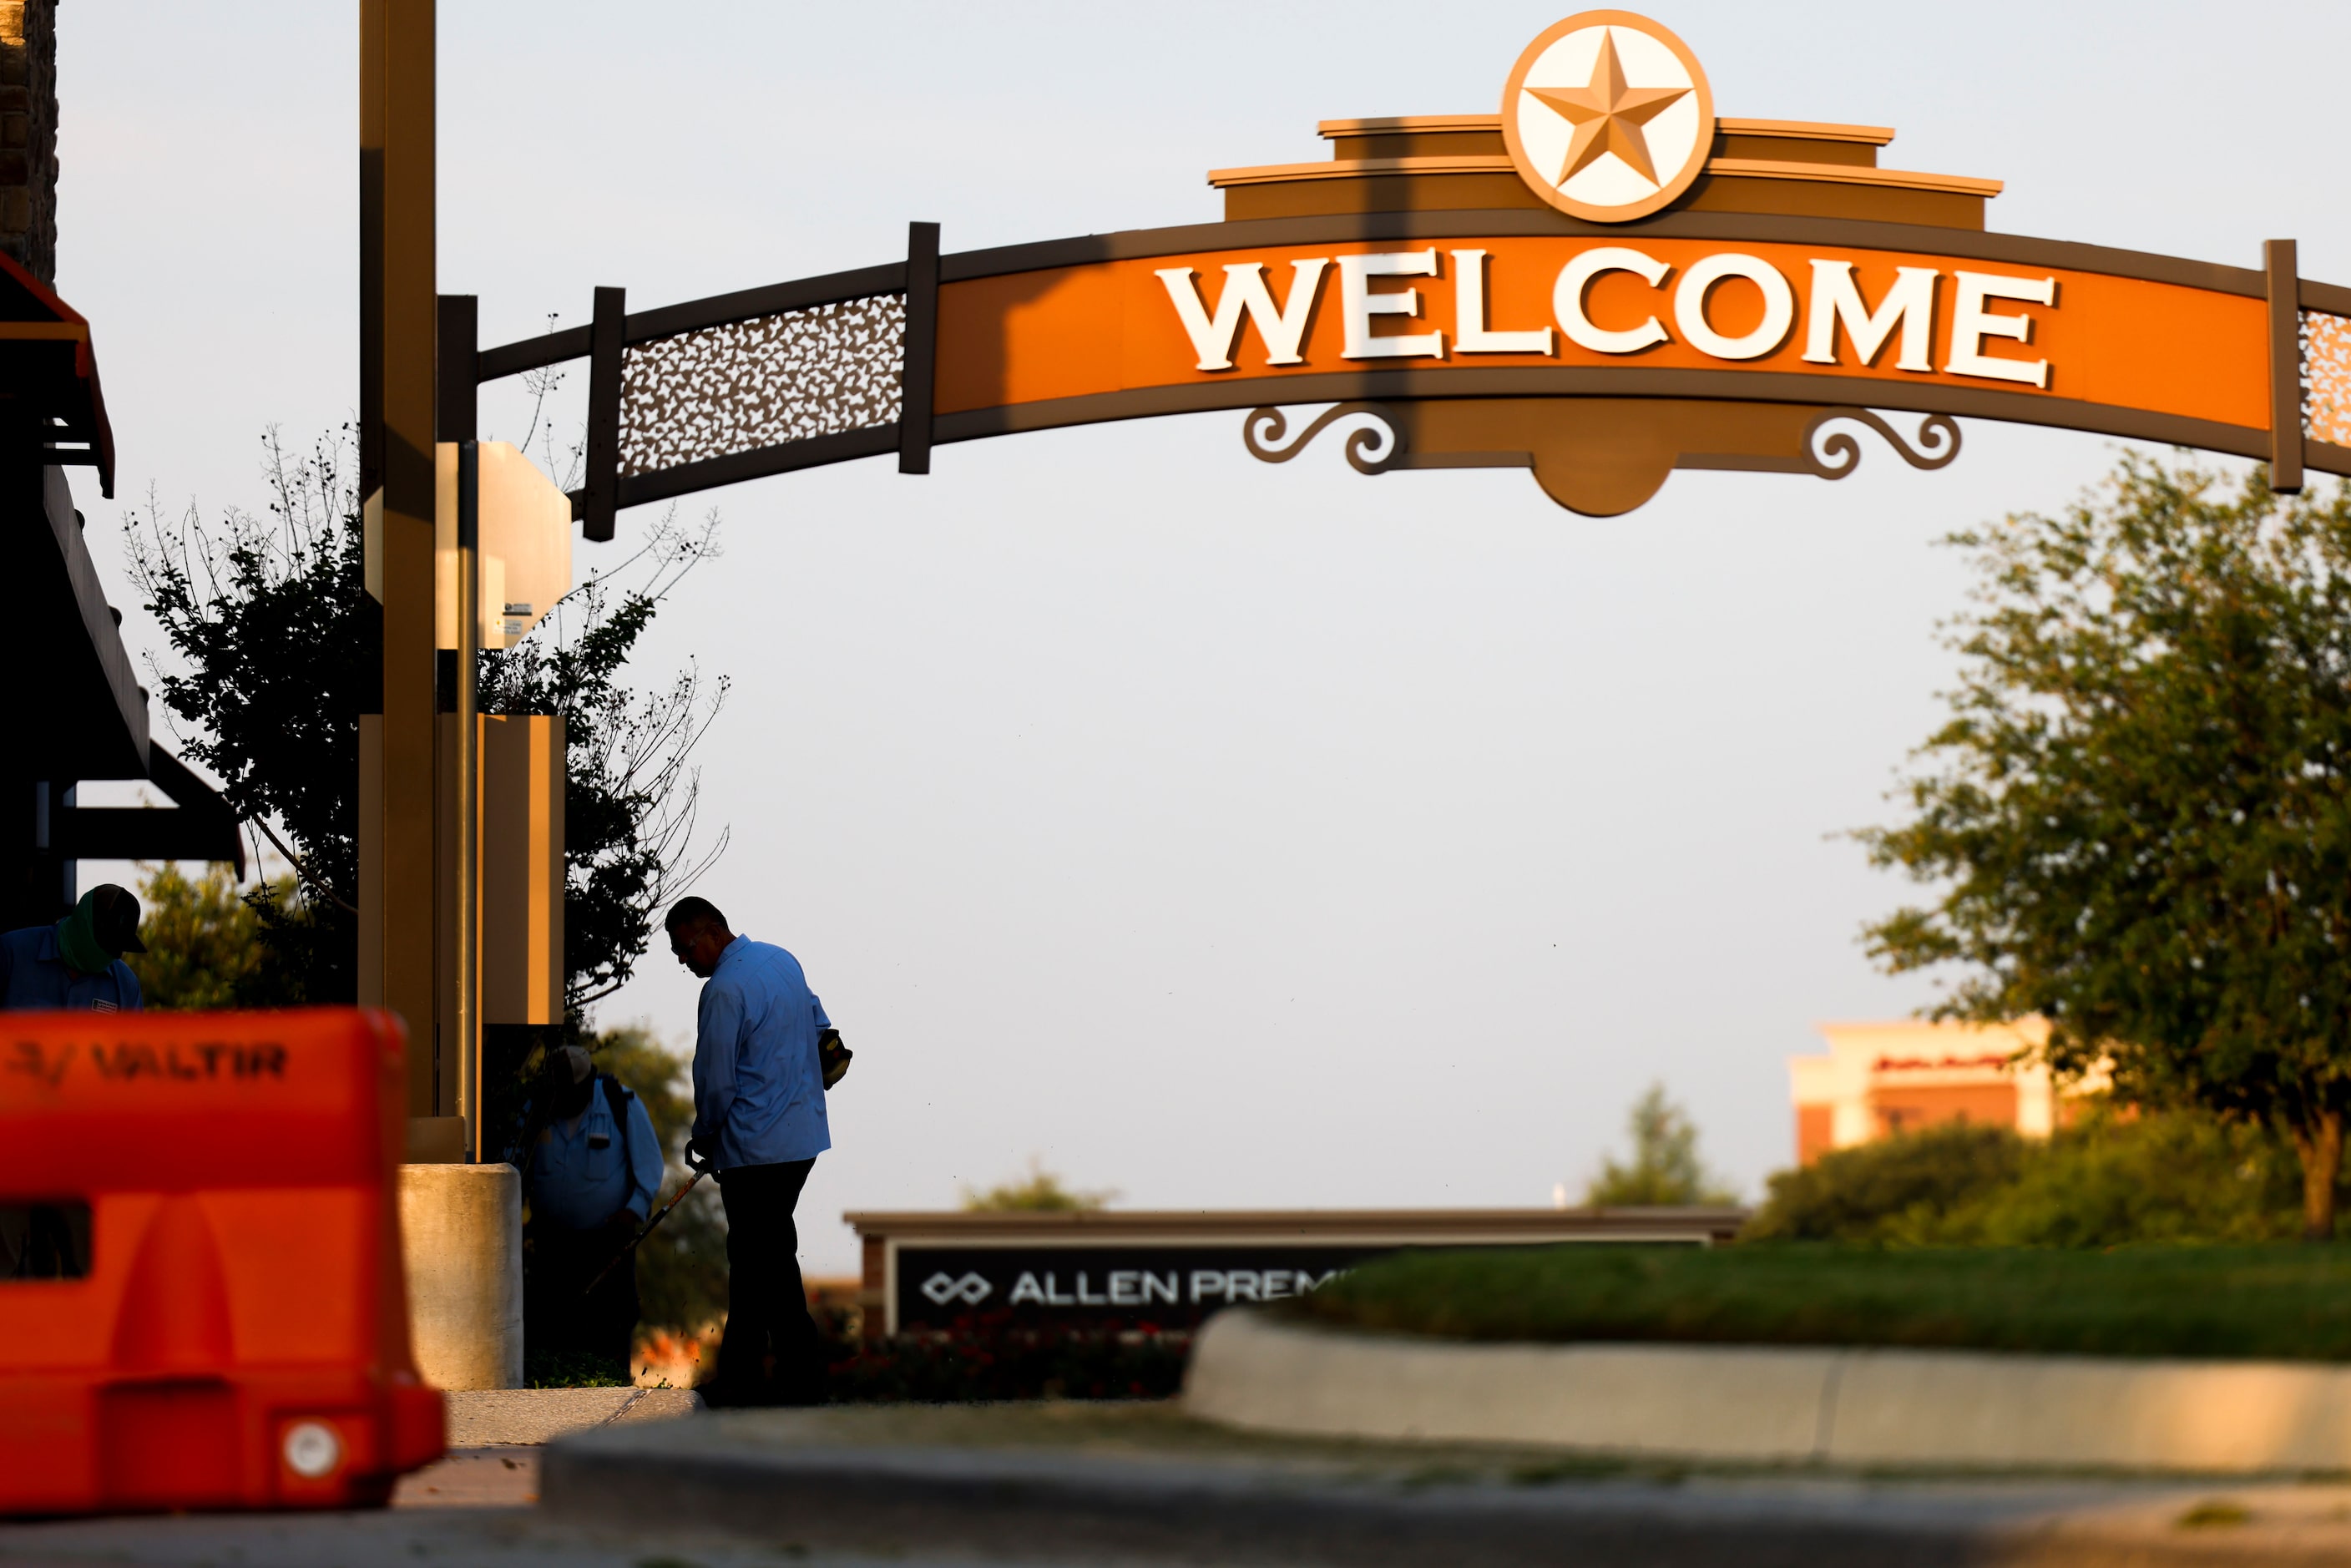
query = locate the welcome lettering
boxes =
[1158,245,2056,387]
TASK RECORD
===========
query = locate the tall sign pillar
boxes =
[359,0,439,1124]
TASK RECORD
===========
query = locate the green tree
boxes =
[1859,458,2351,1238]
[123,863,268,1009]
[126,427,728,1014]
[961,1158,1115,1212]
[476,552,729,1013]
[126,432,373,1004]
[1585,1083,1740,1206]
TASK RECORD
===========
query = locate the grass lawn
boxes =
[1283,1243,2351,1361]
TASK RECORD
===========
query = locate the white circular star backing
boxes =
[1502,13,1716,222]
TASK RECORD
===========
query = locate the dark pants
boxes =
[711,1157,825,1405]
[524,1218,640,1383]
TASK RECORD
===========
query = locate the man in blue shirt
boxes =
[670,895,833,1406]
[1,884,144,1282]
[0,884,145,1012]
[518,1044,665,1383]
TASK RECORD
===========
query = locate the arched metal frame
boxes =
[448,210,2351,539]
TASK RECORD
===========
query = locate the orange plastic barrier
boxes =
[0,1008,445,1514]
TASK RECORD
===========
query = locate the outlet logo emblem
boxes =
[1503,11,1716,222]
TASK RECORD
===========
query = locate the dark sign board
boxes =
[852,1207,1747,1337]
[896,1241,1521,1333]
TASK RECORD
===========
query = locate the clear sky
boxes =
[57,3,2350,1272]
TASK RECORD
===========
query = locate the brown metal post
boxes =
[361,0,439,1118]
[583,286,624,542]
[454,439,480,1160]
[2267,238,2304,495]
[437,294,477,443]
[898,222,939,475]
[437,294,478,1156]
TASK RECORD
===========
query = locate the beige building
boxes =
[1788,1019,2103,1165]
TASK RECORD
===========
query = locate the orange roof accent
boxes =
[1717,118,1895,145]
[1208,155,1514,187]
[1207,154,2000,200]
[1316,114,1898,146]
[1707,158,2003,197]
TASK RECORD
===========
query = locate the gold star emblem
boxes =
[1525,30,1691,189]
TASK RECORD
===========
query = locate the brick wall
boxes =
[0,0,55,283]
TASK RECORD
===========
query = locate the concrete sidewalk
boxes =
[442,1384,702,1446]
[383,1386,702,1508]
[537,1403,2351,1566]
[16,1400,2351,1566]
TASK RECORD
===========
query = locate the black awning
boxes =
[53,746,245,875]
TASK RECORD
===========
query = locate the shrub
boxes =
[1743,1121,2024,1243]
[822,1311,1187,1403]
[1930,1110,2303,1247]
[1745,1108,2321,1248]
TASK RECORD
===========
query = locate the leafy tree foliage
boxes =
[127,432,372,1004]
[123,863,270,1009]
[127,428,727,1016]
[1859,458,2351,1237]
[1584,1083,1740,1206]
[961,1158,1116,1212]
[478,534,727,1012]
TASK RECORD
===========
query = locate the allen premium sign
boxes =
[463,10,2348,530]
[844,1208,1745,1337]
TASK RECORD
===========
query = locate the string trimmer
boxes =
[582,1157,708,1297]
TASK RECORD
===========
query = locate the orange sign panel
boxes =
[936,236,2270,435]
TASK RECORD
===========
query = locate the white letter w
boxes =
[1155,259,1330,372]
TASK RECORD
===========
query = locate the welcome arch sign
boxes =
[452,10,2348,531]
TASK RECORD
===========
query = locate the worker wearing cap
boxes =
[519,1044,664,1383]
[669,894,834,1408]
[0,883,145,1012]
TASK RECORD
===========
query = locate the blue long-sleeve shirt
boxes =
[0,925,140,1012]
[527,1080,664,1231]
[690,935,832,1170]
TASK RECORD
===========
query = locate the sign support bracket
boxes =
[899,221,940,476]
[583,285,625,540]
[2268,238,2304,494]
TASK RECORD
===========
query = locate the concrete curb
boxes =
[444,1385,701,1446]
[1183,1311,2351,1474]
[538,1409,2351,1567]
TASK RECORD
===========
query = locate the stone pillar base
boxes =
[399,1162,523,1390]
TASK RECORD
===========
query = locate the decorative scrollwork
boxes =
[1802,408,1962,479]
[1241,403,1404,474]
[619,293,907,477]
[2303,310,2351,447]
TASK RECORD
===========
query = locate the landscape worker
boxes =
[670,894,834,1407]
[0,883,144,1278]
[520,1044,664,1383]
[0,883,145,1012]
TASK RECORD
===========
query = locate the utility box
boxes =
[0,1009,447,1515]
